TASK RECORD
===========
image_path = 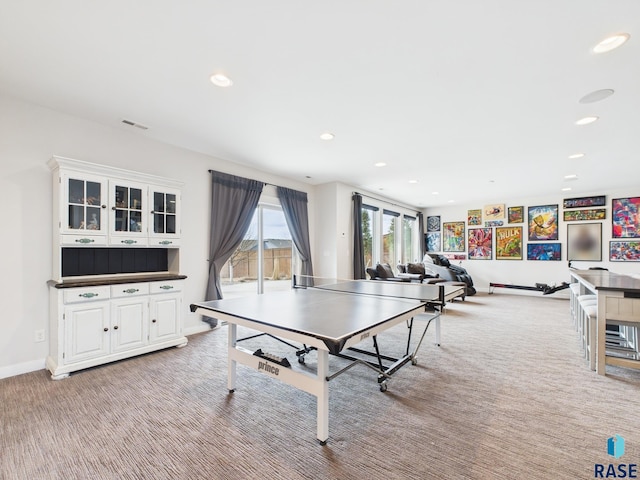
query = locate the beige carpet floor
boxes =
[2,292,640,479]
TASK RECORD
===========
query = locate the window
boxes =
[402,215,416,264]
[361,204,378,269]
[382,209,400,267]
[220,205,295,298]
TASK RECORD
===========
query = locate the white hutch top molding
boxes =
[46,155,188,379]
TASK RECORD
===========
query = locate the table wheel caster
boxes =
[379,381,388,392]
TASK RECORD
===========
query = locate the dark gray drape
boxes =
[206,171,264,302]
[352,194,365,279]
[417,212,426,260]
[276,187,314,282]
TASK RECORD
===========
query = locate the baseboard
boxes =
[0,358,46,380]
[184,323,213,336]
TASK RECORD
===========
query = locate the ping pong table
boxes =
[190,277,465,444]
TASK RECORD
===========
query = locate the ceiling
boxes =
[1,1,638,208]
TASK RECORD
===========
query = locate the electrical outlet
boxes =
[35,329,45,343]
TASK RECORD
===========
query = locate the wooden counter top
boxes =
[570,269,640,294]
[49,273,187,289]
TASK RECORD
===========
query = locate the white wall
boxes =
[423,191,640,296]
[0,94,314,379]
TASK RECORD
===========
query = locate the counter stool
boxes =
[569,283,581,327]
[583,303,598,371]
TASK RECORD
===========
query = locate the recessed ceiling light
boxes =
[447,199,455,203]
[576,116,598,126]
[564,174,579,181]
[320,132,334,140]
[593,33,630,53]
[568,153,585,159]
[409,180,419,184]
[561,187,572,192]
[210,73,233,87]
[579,89,614,104]
[432,191,439,195]
[374,162,387,167]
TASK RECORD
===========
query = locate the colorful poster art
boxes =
[612,197,640,238]
[426,232,441,252]
[563,209,606,221]
[467,209,482,226]
[468,228,492,259]
[508,206,524,224]
[496,227,522,260]
[527,243,561,261]
[442,222,465,252]
[484,204,505,220]
[610,241,640,261]
[527,204,558,240]
[567,223,602,261]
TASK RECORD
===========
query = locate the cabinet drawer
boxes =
[149,238,181,247]
[61,234,107,246]
[109,236,149,247]
[111,283,150,298]
[150,280,183,294]
[63,286,111,304]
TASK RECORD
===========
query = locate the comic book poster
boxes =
[527,204,558,240]
[508,206,524,223]
[527,243,561,261]
[442,222,465,252]
[467,228,492,259]
[467,209,482,226]
[612,197,640,238]
[484,204,505,220]
[496,227,522,260]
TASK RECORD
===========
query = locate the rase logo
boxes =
[594,435,637,479]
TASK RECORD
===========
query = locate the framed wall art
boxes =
[508,206,524,224]
[442,221,465,252]
[484,204,505,220]
[528,204,558,240]
[468,228,492,259]
[567,222,602,261]
[563,209,606,222]
[610,241,640,262]
[426,232,441,252]
[612,197,640,238]
[427,215,441,232]
[563,195,606,209]
[496,227,522,260]
[527,243,561,261]
[467,209,482,226]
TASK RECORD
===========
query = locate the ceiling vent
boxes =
[121,119,149,130]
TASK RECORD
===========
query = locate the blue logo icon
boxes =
[608,434,625,459]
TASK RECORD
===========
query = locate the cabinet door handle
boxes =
[159,285,174,290]
[76,238,95,244]
[159,240,173,245]
[152,319,157,323]
[121,239,137,244]
[103,327,109,332]
[113,325,119,330]
[79,292,99,298]
[123,288,139,294]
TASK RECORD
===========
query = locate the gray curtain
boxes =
[206,171,264,304]
[417,212,426,260]
[276,187,313,283]
[352,194,365,279]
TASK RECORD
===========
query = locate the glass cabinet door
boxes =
[65,175,106,234]
[150,188,180,238]
[113,184,144,233]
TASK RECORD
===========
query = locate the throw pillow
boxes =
[407,263,425,275]
[376,263,394,279]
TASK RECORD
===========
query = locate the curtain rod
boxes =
[353,191,421,215]
[208,169,280,188]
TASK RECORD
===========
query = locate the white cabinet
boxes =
[47,156,188,380]
[47,280,187,380]
[49,156,182,251]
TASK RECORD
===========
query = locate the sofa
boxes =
[398,254,477,296]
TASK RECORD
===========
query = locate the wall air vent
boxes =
[121,119,149,130]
